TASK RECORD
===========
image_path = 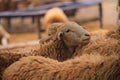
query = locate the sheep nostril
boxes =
[85,34,90,37]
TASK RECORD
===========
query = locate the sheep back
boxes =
[3,53,120,80]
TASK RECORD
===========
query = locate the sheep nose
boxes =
[84,34,91,40]
[84,34,90,37]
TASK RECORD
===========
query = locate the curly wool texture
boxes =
[3,53,120,80]
[0,47,38,77]
[43,7,69,31]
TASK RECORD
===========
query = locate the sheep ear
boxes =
[58,32,63,40]
[39,36,51,44]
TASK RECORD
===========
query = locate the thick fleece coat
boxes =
[3,53,120,80]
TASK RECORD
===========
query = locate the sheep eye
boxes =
[66,29,70,32]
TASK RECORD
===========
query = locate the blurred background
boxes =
[0,0,118,45]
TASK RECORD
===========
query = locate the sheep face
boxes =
[60,22,90,47]
[48,22,90,47]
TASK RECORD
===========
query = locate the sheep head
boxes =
[48,21,90,47]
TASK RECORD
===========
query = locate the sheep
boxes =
[2,52,120,80]
[38,22,90,61]
[0,25,10,45]
[43,7,69,31]
[0,21,90,77]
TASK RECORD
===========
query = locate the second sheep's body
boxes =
[3,53,120,80]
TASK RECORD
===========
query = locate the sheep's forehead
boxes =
[48,22,87,36]
[59,22,85,32]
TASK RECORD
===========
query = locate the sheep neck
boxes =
[55,39,77,61]
[38,39,77,61]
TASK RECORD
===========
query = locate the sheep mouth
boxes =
[83,37,90,41]
[82,38,90,44]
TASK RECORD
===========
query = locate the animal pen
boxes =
[0,0,103,38]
